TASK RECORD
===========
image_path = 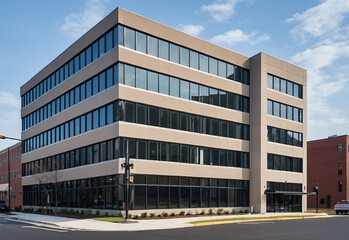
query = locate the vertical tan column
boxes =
[301,68,307,212]
[249,53,267,213]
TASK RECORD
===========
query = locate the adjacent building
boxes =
[308,135,349,208]
[20,8,307,214]
[0,143,22,209]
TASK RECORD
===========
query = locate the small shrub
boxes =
[69,209,75,215]
[217,209,223,215]
[105,212,109,216]
[141,212,148,218]
[157,214,161,217]
[150,213,155,217]
[161,212,168,217]
[224,211,229,215]
[231,208,235,214]
[35,208,42,213]
[208,209,213,215]
[186,211,192,216]
[118,212,123,218]
[96,210,100,216]
[87,209,92,215]
[80,210,85,215]
[133,215,138,219]
[128,214,132,218]
[244,210,249,213]
[239,209,244,213]
[60,208,68,214]
[200,209,205,215]
[170,212,175,216]
[75,211,80,215]
[179,211,185,216]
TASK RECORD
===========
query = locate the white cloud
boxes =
[61,0,106,39]
[0,111,20,125]
[330,117,347,125]
[211,29,269,46]
[201,0,242,22]
[285,0,349,41]
[291,41,349,70]
[0,109,21,152]
[179,24,204,37]
[0,92,20,108]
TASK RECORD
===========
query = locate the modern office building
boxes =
[0,143,22,209]
[20,8,307,214]
[308,135,349,208]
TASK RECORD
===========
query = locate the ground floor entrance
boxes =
[266,181,303,213]
[266,194,302,212]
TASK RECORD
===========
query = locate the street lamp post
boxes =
[0,135,22,210]
[121,140,133,220]
[313,184,319,213]
[315,184,319,213]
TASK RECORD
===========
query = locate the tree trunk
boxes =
[55,187,58,216]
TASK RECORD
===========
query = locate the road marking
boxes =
[237,222,274,224]
[22,226,68,233]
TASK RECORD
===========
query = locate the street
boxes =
[1,215,349,240]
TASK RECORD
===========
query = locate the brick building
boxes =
[0,143,22,209]
[307,135,349,208]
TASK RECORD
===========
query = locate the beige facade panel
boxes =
[22,123,119,164]
[118,47,250,97]
[23,158,249,186]
[266,170,304,184]
[22,85,119,140]
[21,48,119,118]
[260,53,307,84]
[119,122,249,152]
[118,8,249,69]
[20,10,118,95]
[130,159,250,180]
[267,142,304,159]
[119,85,249,124]
[267,89,304,109]
[267,115,303,133]
[22,159,120,186]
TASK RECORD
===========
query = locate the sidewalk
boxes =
[2,212,329,231]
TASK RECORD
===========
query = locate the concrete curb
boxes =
[191,215,331,227]
[5,216,64,228]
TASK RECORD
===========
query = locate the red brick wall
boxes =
[0,143,22,209]
[307,136,349,208]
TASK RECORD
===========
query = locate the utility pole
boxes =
[121,140,133,220]
[7,147,10,209]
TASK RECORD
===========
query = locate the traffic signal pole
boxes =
[121,140,133,220]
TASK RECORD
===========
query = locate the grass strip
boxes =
[190,215,318,224]
[93,217,124,222]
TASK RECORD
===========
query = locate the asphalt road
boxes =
[1,215,349,240]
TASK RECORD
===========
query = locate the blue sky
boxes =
[0,0,348,151]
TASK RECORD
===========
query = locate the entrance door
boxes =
[327,195,331,208]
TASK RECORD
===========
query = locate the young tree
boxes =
[33,159,63,215]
